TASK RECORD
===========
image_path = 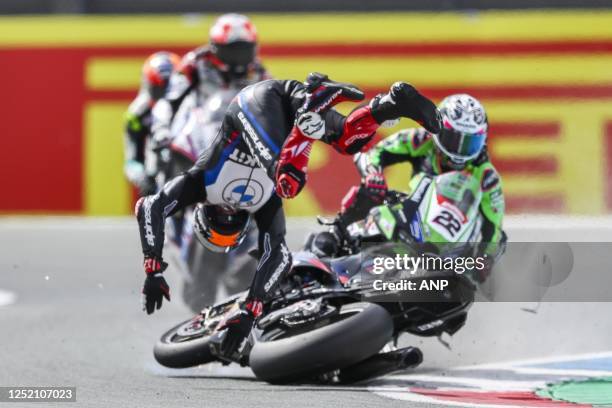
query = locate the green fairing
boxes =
[365,129,505,245]
[373,206,397,240]
[471,161,504,244]
[423,172,482,243]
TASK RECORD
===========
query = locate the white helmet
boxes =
[433,94,488,166]
[209,14,258,76]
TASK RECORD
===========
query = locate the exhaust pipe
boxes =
[337,346,423,384]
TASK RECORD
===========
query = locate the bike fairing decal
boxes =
[375,206,397,240]
[238,92,280,155]
[204,137,240,186]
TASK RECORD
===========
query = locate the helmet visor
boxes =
[208,230,241,247]
[434,128,486,162]
[213,41,256,68]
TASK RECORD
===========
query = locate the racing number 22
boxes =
[432,210,461,238]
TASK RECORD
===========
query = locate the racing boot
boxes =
[370,82,442,134]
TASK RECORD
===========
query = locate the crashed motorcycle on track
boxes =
[153,171,498,383]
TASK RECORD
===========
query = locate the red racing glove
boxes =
[275,121,314,199]
[142,256,170,315]
[362,171,388,199]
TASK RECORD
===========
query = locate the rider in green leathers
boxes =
[353,94,505,250]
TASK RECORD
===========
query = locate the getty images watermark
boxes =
[369,253,488,293]
[361,242,612,302]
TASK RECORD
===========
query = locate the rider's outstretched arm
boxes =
[135,171,206,260]
[135,169,206,314]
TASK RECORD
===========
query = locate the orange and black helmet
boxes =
[142,51,180,99]
[193,204,251,253]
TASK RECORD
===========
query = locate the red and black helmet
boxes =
[208,14,258,77]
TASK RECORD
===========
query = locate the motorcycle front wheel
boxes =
[153,316,217,368]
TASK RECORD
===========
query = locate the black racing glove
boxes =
[219,299,263,357]
[370,82,442,134]
[142,257,170,315]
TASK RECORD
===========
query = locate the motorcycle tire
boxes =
[153,317,216,368]
[249,302,393,384]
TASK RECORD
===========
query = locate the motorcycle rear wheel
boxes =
[249,302,393,384]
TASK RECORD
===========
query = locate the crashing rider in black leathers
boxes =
[135,73,441,356]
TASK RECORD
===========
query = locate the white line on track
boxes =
[380,374,545,391]
[0,289,17,306]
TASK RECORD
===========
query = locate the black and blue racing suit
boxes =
[136,79,351,304]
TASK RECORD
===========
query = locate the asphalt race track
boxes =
[1,216,612,408]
